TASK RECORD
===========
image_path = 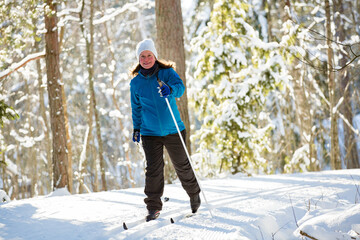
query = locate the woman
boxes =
[130,39,201,221]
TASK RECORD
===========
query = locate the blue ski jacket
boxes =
[130,67,185,136]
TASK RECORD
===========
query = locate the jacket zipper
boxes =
[148,75,164,136]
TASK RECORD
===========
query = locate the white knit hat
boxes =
[136,39,158,60]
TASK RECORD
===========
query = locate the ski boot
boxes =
[190,194,201,213]
[146,209,160,222]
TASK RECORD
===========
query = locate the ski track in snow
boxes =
[1,169,360,240]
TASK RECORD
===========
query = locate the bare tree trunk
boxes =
[78,96,95,194]
[1,151,7,195]
[155,0,191,154]
[334,0,359,168]
[91,138,99,192]
[78,47,94,193]
[15,145,22,199]
[78,126,92,194]
[325,0,341,169]
[309,112,320,171]
[36,49,52,193]
[10,174,19,200]
[33,15,52,194]
[44,0,69,190]
[90,0,106,191]
[61,84,73,192]
[24,78,37,197]
[102,19,135,188]
[279,0,316,171]
[79,0,107,192]
[284,93,296,171]
[59,24,74,192]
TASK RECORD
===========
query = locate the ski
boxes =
[123,218,147,230]
[123,217,164,230]
[170,211,197,224]
[123,198,169,230]
[123,211,196,230]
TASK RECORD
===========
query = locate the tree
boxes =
[279,0,320,172]
[79,0,107,191]
[0,101,19,129]
[325,0,341,169]
[44,0,69,190]
[155,0,191,153]
[334,0,359,169]
[155,0,191,182]
[191,0,288,174]
[2,0,359,198]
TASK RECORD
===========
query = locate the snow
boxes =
[0,190,10,203]
[296,205,360,239]
[1,169,360,240]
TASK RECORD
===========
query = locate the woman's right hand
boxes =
[132,129,140,142]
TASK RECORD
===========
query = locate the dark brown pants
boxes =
[141,130,200,210]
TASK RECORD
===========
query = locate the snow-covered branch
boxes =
[93,1,154,25]
[56,0,154,26]
[0,51,45,81]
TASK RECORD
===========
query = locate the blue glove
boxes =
[132,129,140,143]
[158,81,171,98]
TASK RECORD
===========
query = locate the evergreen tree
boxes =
[0,100,19,128]
[191,0,289,174]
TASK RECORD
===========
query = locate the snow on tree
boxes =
[0,189,10,203]
[190,0,289,174]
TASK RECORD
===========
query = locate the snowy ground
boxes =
[1,169,360,240]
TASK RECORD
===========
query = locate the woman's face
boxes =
[139,50,156,69]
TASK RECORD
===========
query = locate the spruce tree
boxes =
[191,0,288,174]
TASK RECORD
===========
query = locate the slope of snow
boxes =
[0,169,360,240]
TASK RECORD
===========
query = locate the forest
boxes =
[0,0,359,200]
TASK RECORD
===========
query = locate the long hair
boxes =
[130,59,176,77]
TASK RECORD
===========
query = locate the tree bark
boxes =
[155,0,191,154]
[44,0,69,190]
[325,0,341,169]
[334,0,359,169]
[58,22,73,193]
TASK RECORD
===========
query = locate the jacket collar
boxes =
[138,64,160,78]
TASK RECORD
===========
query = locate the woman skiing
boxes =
[130,39,201,221]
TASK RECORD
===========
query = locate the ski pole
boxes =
[158,81,214,218]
